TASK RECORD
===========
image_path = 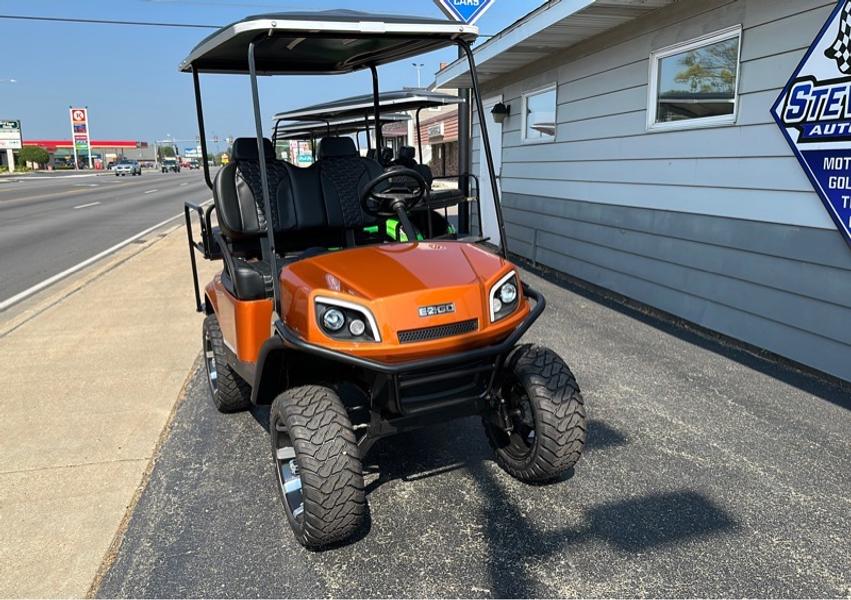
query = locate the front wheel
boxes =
[270,386,367,549]
[484,345,587,483]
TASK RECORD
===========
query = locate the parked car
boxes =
[113,160,141,176]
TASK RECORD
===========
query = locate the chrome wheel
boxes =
[271,415,304,522]
[203,329,218,396]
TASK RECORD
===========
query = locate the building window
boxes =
[648,26,742,130]
[522,84,557,143]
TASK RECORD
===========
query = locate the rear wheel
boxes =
[270,386,366,549]
[202,314,251,412]
[484,345,586,482]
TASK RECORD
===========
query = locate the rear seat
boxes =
[392,145,463,209]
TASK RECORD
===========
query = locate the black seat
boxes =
[212,136,383,301]
[213,137,287,300]
[392,146,419,170]
[315,137,382,236]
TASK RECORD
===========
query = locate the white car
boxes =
[114,160,141,176]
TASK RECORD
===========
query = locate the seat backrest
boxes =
[213,137,279,240]
[314,137,382,230]
[394,146,418,169]
[215,136,383,252]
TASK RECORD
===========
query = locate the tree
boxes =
[18,146,49,167]
[158,145,176,159]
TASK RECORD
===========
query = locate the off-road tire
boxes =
[203,314,251,412]
[485,344,586,482]
[271,386,366,549]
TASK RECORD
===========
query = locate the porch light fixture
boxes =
[491,102,510,124]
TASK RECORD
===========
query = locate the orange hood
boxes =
[279,242,527,362]
[287,241,508,299]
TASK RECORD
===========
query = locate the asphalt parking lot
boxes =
[97,269,851,598]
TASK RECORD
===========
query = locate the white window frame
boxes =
[521,82,558,144]
[647,25,743,132]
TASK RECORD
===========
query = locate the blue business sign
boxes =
[773,0,851,249]
[434,0,495,25]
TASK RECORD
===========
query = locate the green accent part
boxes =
[385,219,423,242]
[363,225,380,234]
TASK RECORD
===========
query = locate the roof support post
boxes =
[416,107,424,164]
[457,39,508,259]
[369,64,383,151]
[364,113,372,151]
[248,38,281,310]
[457,45,471,235]
[191,67,213,190]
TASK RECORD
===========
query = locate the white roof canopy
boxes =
[435,0,673,88]
[180,10,478,75]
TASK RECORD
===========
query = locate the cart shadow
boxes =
[466,459,739,597]
[361,417,627,496]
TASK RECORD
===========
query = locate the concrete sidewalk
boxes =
[0,225,215,598]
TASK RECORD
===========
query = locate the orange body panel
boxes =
[280,241,529,363]
[206,276,274,363]
[207,241,528,366]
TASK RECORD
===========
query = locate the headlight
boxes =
[489,271,520,322]
[321,308,345,332]
[499,282,517,304]
[315,297,380,342]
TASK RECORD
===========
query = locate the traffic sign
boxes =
[434,0,495,25]
[0,119,22,150]
[772,0,851,250]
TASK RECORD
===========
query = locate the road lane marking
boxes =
[73,201,101,209]
[144,189,158,194]
[179,182,188,187]
[0,187,91,203]
[0,199,212,312]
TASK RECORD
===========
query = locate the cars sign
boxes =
[772,0,851,249]
[433,0,495,25]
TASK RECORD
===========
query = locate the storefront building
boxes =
[415,102,460,178]
[436,0,851,382]
[23,139,154,168]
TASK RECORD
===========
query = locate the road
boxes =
[0,170,213,303]
[96,269,851,598]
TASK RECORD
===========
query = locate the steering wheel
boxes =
[360,168,428,217]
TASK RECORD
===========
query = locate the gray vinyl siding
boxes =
[469,0,851,382]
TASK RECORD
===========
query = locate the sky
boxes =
[0,0,534,151]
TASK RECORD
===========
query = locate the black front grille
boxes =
[398,319,479,344]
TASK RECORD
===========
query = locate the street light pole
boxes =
[412,63,424,88]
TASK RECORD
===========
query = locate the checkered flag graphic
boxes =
[826,0,851,73]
